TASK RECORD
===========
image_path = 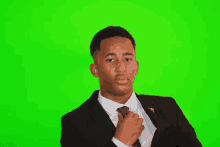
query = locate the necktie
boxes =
[117,106,141,147]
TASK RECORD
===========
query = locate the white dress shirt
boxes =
[98,90,157,147]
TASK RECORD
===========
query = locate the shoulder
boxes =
[61,97,92,125]
[137,93,177,106]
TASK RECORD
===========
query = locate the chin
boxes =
[112,86,132,95]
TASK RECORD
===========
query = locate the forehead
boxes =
[99,37,135,55]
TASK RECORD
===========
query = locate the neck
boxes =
[100,88,133,104]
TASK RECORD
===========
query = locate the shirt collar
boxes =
[98,90,138,116]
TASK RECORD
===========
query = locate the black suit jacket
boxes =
[60,90,202,147]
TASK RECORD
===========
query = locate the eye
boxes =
[106,59,115,62]
[124,58,132,62]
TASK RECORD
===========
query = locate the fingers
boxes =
[126,111,134,118]
[127,110,139,118]
[118,113,123,121]
[126,111,141,121]
[127,112,143,124]
[137,118,143,125]
[137,125,145,138]
[133,113,139,119]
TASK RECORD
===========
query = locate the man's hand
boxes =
[114,109,144,146]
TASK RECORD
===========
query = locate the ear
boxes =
[90,63,99,78]
[135,61,139,75]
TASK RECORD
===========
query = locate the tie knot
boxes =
[117,106,129,118]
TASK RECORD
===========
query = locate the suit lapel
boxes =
[135,93,159,128]
[88,90,116,140]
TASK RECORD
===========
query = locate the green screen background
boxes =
[1,0,219,146]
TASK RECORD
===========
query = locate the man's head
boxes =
[90,26,139,96]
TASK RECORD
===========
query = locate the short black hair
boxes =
[90,26,136,57]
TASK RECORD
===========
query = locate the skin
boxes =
[90,37,139,104]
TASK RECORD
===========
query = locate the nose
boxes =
[115,61,126,73]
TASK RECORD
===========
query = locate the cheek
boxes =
[130,69,137,75]
[106,64,115,73]
[107,68,116,79]
[101,66,116,79]
[127,65,137,76]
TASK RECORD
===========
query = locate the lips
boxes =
[115,75,126,80]
[115,79,129,84]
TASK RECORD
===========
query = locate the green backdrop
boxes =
[1,0,219,147]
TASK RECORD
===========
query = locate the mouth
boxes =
[115,79,129,84]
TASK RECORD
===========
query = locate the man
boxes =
[60,26,202,147]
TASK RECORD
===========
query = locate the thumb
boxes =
[118,113,123,121]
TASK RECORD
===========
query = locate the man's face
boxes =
[91,37,139,95]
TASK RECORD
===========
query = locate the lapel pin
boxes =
[148,107,154,113]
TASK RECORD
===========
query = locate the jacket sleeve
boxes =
[172,98,203,147]
[60,114,118,147]
[60,114,85,147]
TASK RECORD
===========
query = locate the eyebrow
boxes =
[104,52,134,58]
